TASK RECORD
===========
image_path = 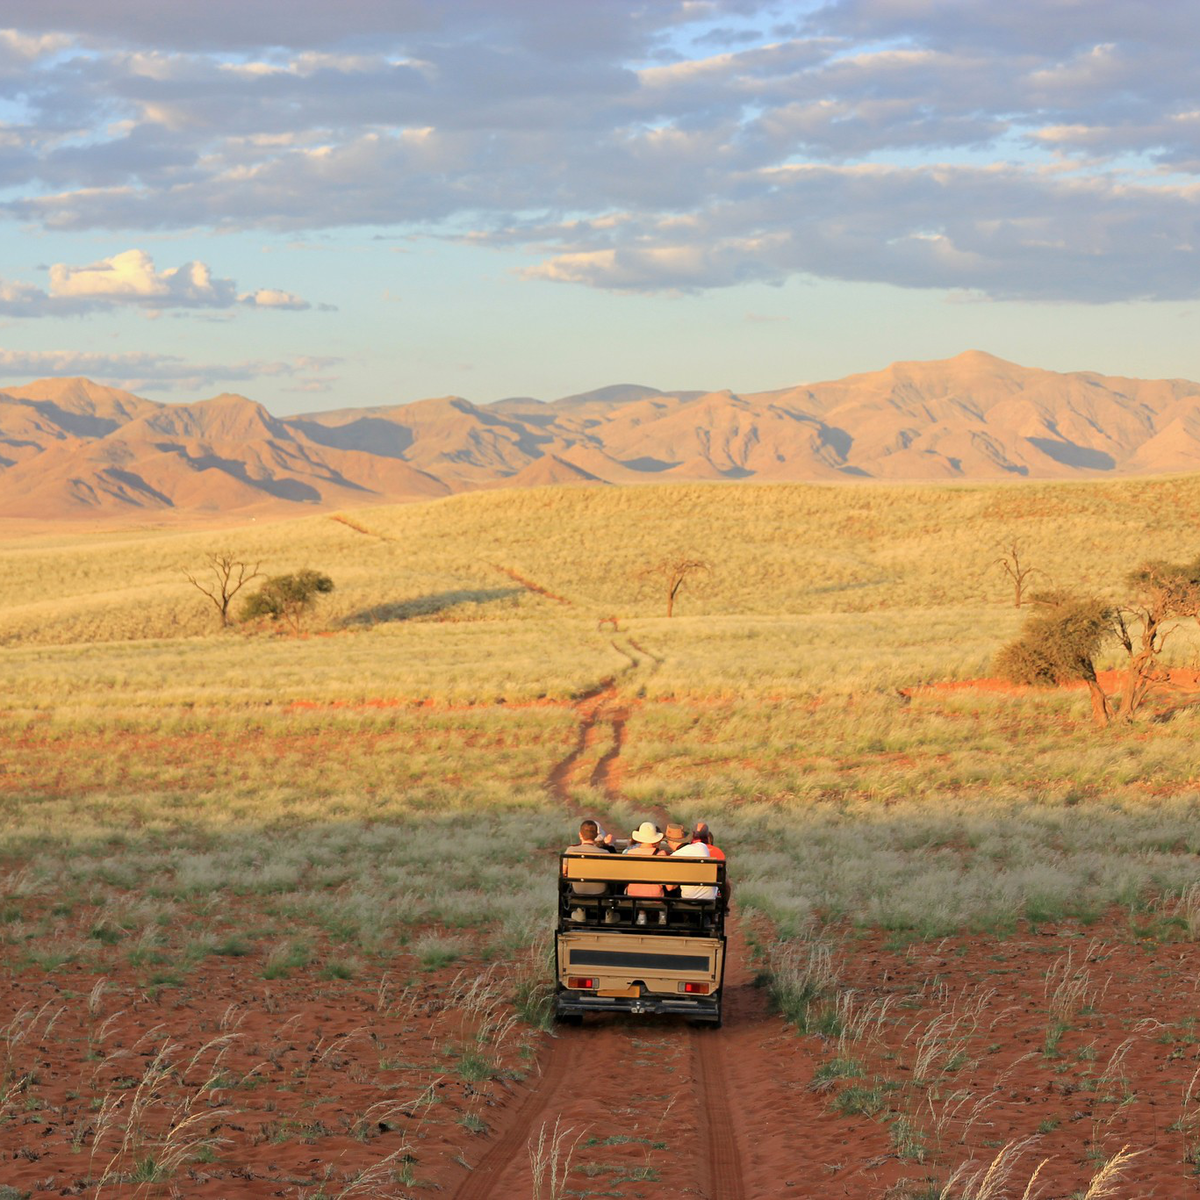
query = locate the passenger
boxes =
[565,819,611,898]
[692,820,726,861]
[592,821,617,852]
[623,821,667,897]
[669,837,718,900]
[691,821,731,906]
[663,822,690,854]
[567,819,614,857]
[659,822,690,899]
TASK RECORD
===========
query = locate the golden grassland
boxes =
[5,473,1200,646]
[3,474,1200,965]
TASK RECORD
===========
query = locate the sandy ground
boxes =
[4,910,1200,1198]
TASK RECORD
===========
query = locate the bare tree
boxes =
[184,551,262,628]
[995,541,1044,608]
[639,556,710,618]
[1112,557,1200,721]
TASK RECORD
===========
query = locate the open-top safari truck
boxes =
[554,852,726,1026]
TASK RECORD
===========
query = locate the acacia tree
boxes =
[1112,557,1200,721]
[184,551,261,628]
[995,595,1114,726]
[239,570,334,634]
[995,541,1044,608]
[995,556,1200,726]
[639,556,710,617]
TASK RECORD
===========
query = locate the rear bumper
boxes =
[555,990,721,1021]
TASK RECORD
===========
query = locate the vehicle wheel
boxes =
[554,1011,583,1027]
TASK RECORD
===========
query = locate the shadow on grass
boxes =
[340,586,523,626]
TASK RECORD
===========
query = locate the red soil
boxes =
[284,696,569,712]
[492,565,573,606]
[3,912,1198,1198]
[913,667,1200,697]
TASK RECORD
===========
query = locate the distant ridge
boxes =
[3,351,1200,519]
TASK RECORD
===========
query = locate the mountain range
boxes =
[3,350,1200,520]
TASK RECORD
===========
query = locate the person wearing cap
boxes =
[692,820,725,861]
[623,821,667,898]
[592,821,616,851]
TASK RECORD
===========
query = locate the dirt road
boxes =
[447,645,900,1199]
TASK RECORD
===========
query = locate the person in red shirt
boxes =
[692,820,725,860]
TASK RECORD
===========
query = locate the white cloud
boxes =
[49,249,237,307]
[518,163,1200,301]
[0,250,313,316]
[239,287,310,310]
[0,348,340,392]
[0,28,70,60]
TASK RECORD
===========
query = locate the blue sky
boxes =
[1,0,1198,414]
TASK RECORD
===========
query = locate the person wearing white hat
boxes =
[670,838,717,900]
[623,821,666,902]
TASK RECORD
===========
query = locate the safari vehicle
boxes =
[554,852,726,1026]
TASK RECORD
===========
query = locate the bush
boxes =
[239,570,334,633]
[994,597,1112,687]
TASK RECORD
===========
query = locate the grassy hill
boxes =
[5,474,1200,645]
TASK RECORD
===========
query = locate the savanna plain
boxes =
[4,478,1200,1199]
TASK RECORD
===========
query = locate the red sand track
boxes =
[912,666,1200,697]
[452,1035,580,1200]
[9,916,1200,1197]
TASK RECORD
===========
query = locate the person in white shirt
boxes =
[669,839,717,900]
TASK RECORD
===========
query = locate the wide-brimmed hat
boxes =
[631,821,663,844]
[664,822,689,842]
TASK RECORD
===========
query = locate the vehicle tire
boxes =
[554,1011,583,1027]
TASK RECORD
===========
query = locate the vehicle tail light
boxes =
[680,982,710,994]
[567,977,595,989]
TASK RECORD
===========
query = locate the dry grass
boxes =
[4,475,1200,959]
[5,474,1200,646]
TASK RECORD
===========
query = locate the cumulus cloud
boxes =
[0,2,1199,302]
[239,288,310,309]
[50,250,237,306]
[0,348,340,392]
[0,250,311,315]
[0,28,70,61]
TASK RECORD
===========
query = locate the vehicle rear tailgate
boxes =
[558,930,724,996]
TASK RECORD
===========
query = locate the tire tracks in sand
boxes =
[455,629,903,1199]
[546,639,641,809]
[537,633,755,1200]
[452,1036,582,1200]
[691,924,749,1200]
